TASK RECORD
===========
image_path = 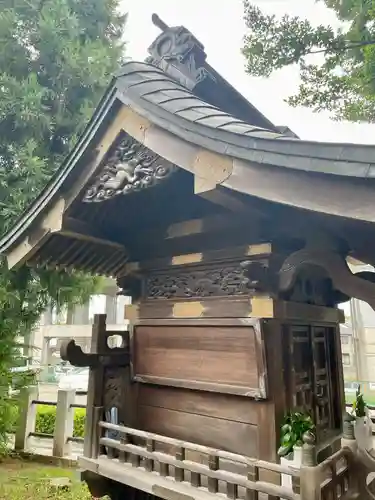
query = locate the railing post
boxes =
[91,406,103,459]
[15,386,38,452]
[53,388,76,458]
[343,411,372,498]
[342,412,357,452]
[299,432,322,500]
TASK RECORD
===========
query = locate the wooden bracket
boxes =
[279,246,375,310]
[240,260,277,295]
[60,339,130,368]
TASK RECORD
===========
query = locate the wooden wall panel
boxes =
[137,392,258,457]
[137,385,258,425]
[133,324,266,397]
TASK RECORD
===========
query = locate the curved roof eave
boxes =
[2,59,375,256]
[0,82,118,252]
[115,61,375,178]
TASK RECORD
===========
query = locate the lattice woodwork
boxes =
[319,449,352,500]
[312,327,335,440]
[288,326,314,413]
[286,325,338,441]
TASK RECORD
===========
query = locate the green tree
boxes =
[242,0,375,122]
[0,0,126,452]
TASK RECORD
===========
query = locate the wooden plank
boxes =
[130,298,342,321]
[60,217,125,249]
[79,455,298,500]
[133,325,265,397]
[257,403,277,463]
[125,225,266,262]
[124,244,271,273]
[137,385,258,425]
[133,376,262,397]
[137,405,258,456]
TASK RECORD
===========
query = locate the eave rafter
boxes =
[5,201,129,275]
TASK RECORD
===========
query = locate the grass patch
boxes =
[0,460,92,499]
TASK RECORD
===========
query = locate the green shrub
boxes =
[35,405,86,438]
[72,408,86,438]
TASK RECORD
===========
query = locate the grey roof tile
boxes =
[114,61,375,178]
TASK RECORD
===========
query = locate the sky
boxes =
[121,0,375,144]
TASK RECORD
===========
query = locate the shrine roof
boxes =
[116,61,375,178]
[2,16,375,274]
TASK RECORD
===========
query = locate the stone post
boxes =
[53,388,76,457]
[342,412,371,498]
[299,432,322,500]
[15,386,38,452]
[341,411,357,452]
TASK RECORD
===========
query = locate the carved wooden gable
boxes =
[83,132,177,203]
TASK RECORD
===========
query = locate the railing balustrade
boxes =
[14,386,87,458]
[12,388,375,499]
[97,420,301,500]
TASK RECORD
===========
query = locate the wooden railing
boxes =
[12,388,375,499]
[81,411,375,500]
[97,420,300,500]
[14,386,86,458]
[318,447,354,500]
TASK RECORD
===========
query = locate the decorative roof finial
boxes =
[151,13,169,32]
[146,14,214,91]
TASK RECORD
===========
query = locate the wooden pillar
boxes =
[83,314,107,458]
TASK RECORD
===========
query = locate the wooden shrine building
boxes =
[2,14,375,500]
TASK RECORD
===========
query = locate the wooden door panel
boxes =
[285,324,340,442]
[312,326,335,439]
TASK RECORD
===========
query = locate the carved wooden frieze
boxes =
[146,265,249,299]
[83,133,176,203]
[103,367,126,410]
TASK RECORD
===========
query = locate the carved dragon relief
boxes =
[279,246,375,311]
[146,265,249,299]
[83,134,176,203]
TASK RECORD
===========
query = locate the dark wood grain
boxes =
[137,404,258,456]
[137,385,258,425]
[133,324,264,396]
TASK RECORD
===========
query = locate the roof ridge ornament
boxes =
[146,13,216,91]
